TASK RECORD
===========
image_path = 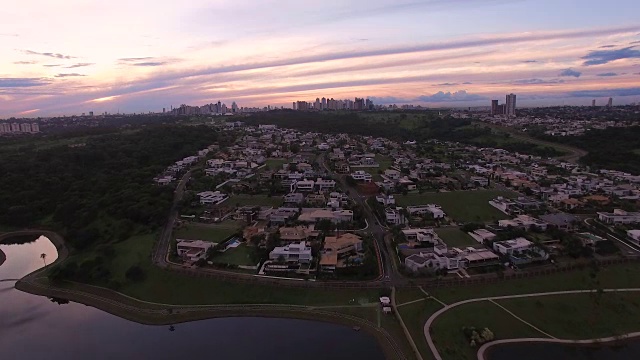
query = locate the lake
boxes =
[487,341,640,360]
[0,236,385,360]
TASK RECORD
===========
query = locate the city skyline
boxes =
[2,0,640,117]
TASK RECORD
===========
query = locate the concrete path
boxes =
[424,288,640,360]
[476,332,640,360]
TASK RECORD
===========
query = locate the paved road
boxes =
[318,153,402,285]
[584,218,640,255]
[423,288,640,360]
[152,170,192,268]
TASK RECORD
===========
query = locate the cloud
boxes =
[367,96,409,104]
[55,73,86,78]
[582,46,640,65]
[65,63,94,69]
[119,57,154,62]
[630,40,640,45]
[0,78,50,88]
[599,45,617,48]
[43,64,61,67]
[522,60,538,63]
[132,61,167,67]
[0,33,19,37]
[559,68,582,77]
[13,61,37,65]
[568,87,640,97]
[462,82,473,84]
[23,50,75,59]
[415,90,487,102]
[514,78,565,84]
[437,82,458,86]
[597,72,618,77]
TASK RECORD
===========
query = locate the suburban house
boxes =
[269,207,300,225]
[269,241,313,264]
[539,213,579,230]
[176,240,215,262]
[489,197,519,215]
[197,191,229,205]
[493,237,534,256]
[385,208,406,226]
[298,208,353,223]
[376,194,396,206]
[295,179,315,192]
[406,205,446,219]
[498,215,548,231]
[315,178,336,191]
[351,170,373,183]
[597,209,640,224]
[279,225,316,242]
[319,233,364,273]
[404,245,499,272]
[402,228,442,245]
[468,228,497,243]
[628,230,640,246]
[284,192,305,204]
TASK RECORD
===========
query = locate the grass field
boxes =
[432,262,640,303]
[375,154,394,171]
[264,158,288,170]
[395,190,516,223]
[431,301,543,360]
[174,223,238,243]
[211,243,256,266]
[435,228,478,247]
[398,299,444,360]
[496,292,640,340]
[227,194,283,207]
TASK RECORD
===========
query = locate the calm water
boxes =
[0,236,384,360]
[488,341,640,360]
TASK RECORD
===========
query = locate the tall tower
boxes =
[505,93,516,117]
[608,97,613,107]
[592,99,596,107]
[491,100,499,116]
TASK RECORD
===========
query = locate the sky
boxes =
[2,0,640,117]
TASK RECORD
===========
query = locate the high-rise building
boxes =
[231,102,238,113]
[292,102,297,110]
[591,99,596,107]
[0,123,10,133]
[321,97,327,110]
[505,93,517,117]
[20,123,32,133]
[354,97,365,111]
[31,123,40,133]
[490,100,499,115]
[608,97,613,107]
[11,123,20,132]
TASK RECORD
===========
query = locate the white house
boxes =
[197,191,229,205]
[402,228,442,245]
[498,215,548,231]
[598,209,640,224]
[492,237,533,256]
[176,240,215,261]
[269,241,313,264]
[315,178,336,191]
[376,194,396,206]
[406,205,445,219]
[468,229,497,243]
[295,179,315,192]
[351,170,372,183]
[385,208,405,226]
[628,230,640,246]
[284,193,305,204]
[489,197,518,215]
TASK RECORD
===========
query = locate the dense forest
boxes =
[534,127,640,174]
[0,125,219,250]
[246,111,562,157]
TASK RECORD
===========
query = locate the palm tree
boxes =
[40,253,47,266]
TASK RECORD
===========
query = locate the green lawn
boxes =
[432,262,640,304]
[227,194,283,207]
[174,223,238,243]
[398,299,444,360]
[264,158,288,170]
[435,228,478,248]
[211,243,256,266]
[395,190,517,223]
[375,154,394,171]
[497,292,640,340]
[431,301,543,360]
[396,288,428,305]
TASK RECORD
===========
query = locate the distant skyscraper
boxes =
[292,102,297,110]
[505,93,516,117]
[491,100,499,115]
[354,97,365,110]
[608,97,613,107]
[19,123,32,133]
[321,97,327,110]
[592,99,596,107]
[31,123,40,133]
[231,102,238,113]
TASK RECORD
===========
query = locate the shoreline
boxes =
[477,333,640,360]
[5,230,404,360]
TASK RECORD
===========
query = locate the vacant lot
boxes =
[435,228,478,247]
[174,223,238,243]
[375,154,394,170]
[264,158,288,170]
[395,190,516,223]
[227,194,283,207]
[212,243,256,266]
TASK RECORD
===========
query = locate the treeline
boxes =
[246,111,562,157]
[537,127,640,174]
[0,125,219,250]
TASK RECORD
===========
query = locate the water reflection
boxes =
[0,236,385,360]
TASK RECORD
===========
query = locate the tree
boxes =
[40,253,47,266]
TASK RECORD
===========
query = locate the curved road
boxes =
[424,288,640,360]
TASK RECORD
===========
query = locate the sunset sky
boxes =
[2,0,640,117]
